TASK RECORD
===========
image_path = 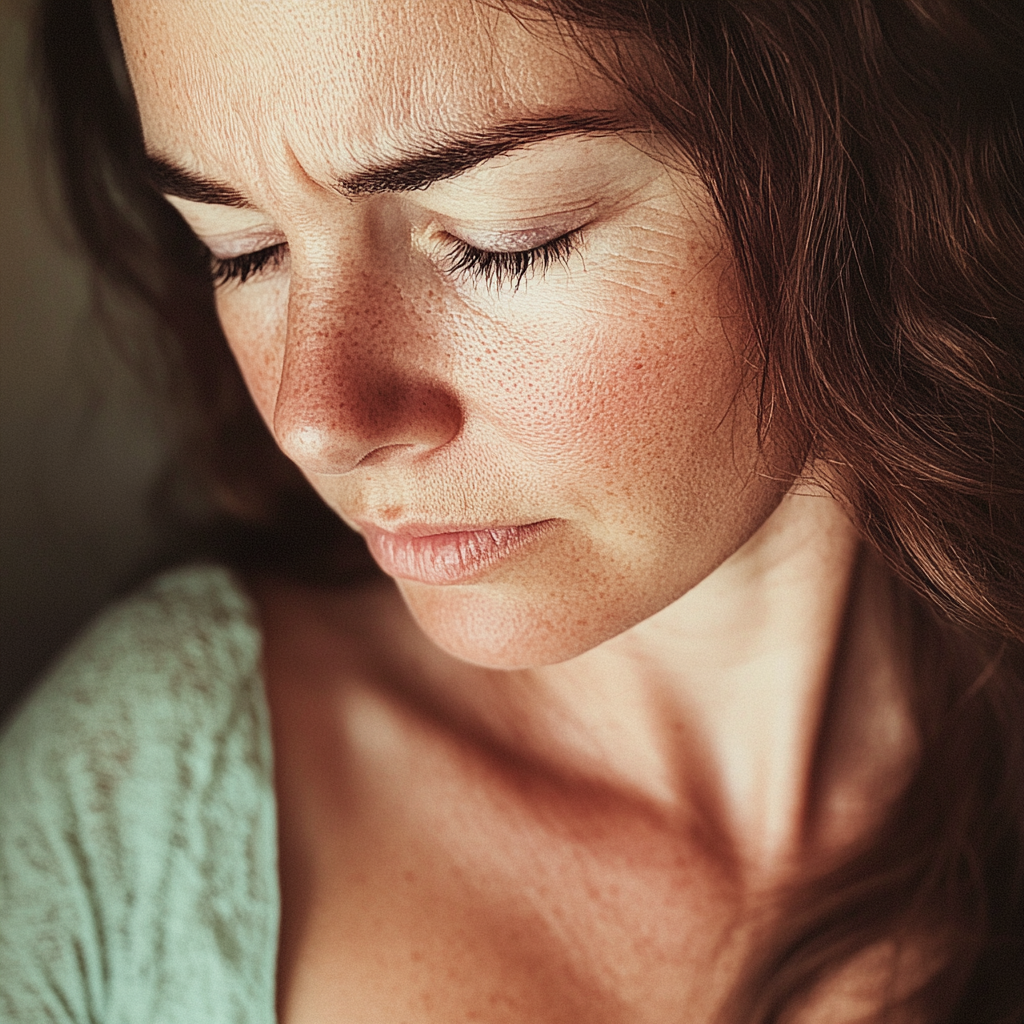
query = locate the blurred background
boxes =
[1,0,171,722]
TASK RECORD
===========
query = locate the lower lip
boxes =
[360,521,554,585]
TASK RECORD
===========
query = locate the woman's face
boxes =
[115,0,789,668]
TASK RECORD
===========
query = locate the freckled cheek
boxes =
[215,284,289,432]
[472,301,748,485]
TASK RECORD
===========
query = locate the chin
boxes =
[393,574,673,670]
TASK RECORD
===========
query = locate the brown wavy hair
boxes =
[35,0,1024,1019]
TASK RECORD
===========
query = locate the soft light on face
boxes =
[114,0,791,668]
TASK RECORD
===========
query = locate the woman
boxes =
[2,0,1021,1020]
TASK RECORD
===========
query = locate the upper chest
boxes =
[267,671,751,1024]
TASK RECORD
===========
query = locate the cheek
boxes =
[215,279,290,432]
[458,251,757,510]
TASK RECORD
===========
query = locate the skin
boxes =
[114,0,921,1018]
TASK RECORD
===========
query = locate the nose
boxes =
[271,268,462,475]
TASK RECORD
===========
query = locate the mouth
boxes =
[356,520,556,585]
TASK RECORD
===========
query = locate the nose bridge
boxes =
[272,259,461,475]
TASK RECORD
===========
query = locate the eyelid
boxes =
[437,210,594,253]
[162,194,283,256]
[199,229,287,260]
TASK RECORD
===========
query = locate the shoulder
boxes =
[0,564,266,811]
[0,564,278,1024]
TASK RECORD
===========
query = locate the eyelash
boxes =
[442,230,583,291]
[208,229,583,290]
[210,244,288,287]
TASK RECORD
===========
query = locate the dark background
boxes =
[1,0,171,723]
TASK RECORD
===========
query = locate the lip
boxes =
[357,520,556,585]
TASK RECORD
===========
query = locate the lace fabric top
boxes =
[0,565,279,1023]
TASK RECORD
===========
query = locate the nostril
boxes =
[355,443,416,469]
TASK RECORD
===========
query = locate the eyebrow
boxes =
[336,113,625,196]
[146,113,627,207]
[146,156,254,208]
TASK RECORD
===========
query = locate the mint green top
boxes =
[0,566,279,1023]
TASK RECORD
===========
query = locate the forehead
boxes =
[113,0,624,186]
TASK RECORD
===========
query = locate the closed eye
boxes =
[442,230,583,292]
[208,231,582,292]
[210,243,289,287]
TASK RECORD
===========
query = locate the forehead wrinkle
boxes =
[263,1,618,191]
[271,0,506,155]
[122,0,628,210]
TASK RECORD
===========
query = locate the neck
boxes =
[396,485,913,877]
